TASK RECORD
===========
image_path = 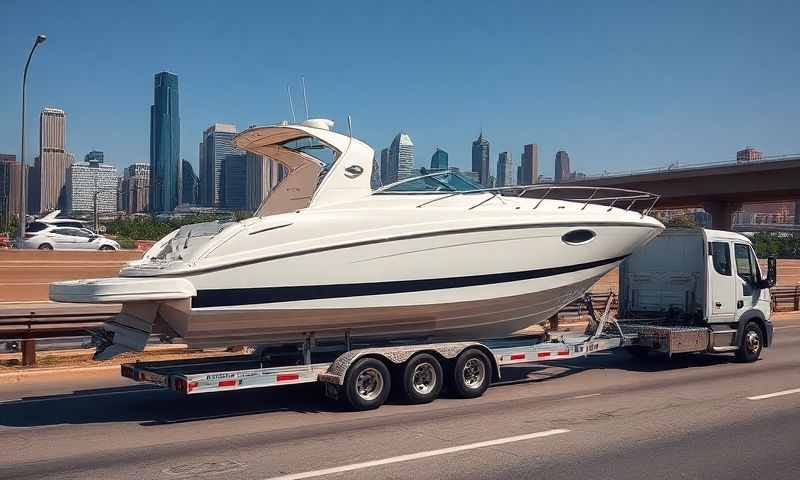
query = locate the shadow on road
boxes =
[0,350,743,428]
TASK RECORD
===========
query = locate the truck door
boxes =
[733,243,765,322]
[708,240,735,323]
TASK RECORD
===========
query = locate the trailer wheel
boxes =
[343,357,391,411]
[451,349,491,399]
[735,322,764,363]
[400,353,443,404]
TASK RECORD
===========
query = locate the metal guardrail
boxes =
[771,284,800,312]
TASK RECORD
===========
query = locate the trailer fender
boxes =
[735,311,772,348]
[318,342,500,386]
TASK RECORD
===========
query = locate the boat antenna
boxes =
[287,84,296,123]
[301,76,310,120]
[347,115,352,137]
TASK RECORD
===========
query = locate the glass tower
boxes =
[554,150,571,183]
[149,72,180,212]
[430,148,449,170]
[471,132,490,186]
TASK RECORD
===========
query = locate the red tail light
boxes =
[24,233,34,239]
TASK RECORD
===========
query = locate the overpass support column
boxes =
[703,201,741,231]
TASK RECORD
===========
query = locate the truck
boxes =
[121,228,776,411]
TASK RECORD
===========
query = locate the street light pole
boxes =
[17,34,47,248]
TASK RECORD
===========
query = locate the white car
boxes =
[23,224,120,251]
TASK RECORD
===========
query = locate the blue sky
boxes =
[1,0,798,178]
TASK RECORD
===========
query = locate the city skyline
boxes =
[3,3,798,180]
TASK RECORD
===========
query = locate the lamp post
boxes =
[17,34,47,249]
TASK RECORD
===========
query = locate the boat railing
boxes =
[414,184,660,217]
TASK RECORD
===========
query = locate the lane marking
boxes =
[747,388,800,401]
[263,428,570,480]
[0,387,163,405]
[570,393,601,399]
[774,326,800,330]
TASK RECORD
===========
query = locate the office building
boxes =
[471,132,490,186]
[246,152,280,212]
[736,146,762,163]
[388,132,414,183]
[149,71,180,213]
[36,107,74,213]
[121,163,150,214]
[379,148,390,185]
[496,152,514,187]
[221,153,247,210]
[520,144,539,185]
[0,154,25,227]
[65,159,118,214]
[430,148,449,170]
[181,159,198,205]
[199,123,239,206]
[84,150,104,163]
[554,150,571,183]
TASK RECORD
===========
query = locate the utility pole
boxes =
[17,34,47,248]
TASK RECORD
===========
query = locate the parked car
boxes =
[23,225,120,251]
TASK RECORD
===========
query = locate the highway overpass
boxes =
[566,155,800,229]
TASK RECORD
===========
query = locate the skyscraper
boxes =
[221,153,247,210]
[520,144,539,185]
[246,152,279,212]
[0,154,22,228]
[388,132,414,183]
[199,123,239,206]
[471,132,490,186]
[181,159,199,205]
[84,150,104,163]
[496,152,514,187]
[65,159,118,214]
[430,148,449,170]
[37,107,73,213]
[149,71,180,213]
[379,148,390,185]
[554,150,571,183]
[121,163,150,214]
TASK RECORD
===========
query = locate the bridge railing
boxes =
[568,153,800,181]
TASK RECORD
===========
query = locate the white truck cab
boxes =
[619,228,776,361]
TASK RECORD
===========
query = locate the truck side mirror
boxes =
[758,256,777,289]
[765,256,777,288]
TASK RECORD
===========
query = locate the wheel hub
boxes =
[745,330,761,354]
[356,367,383,401]
[462,358,486,389]
[412,362,437,395]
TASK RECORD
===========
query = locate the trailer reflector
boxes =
[537,352,551,358]
[218,379,237,387]
[557,351,569,356]
[277,373,300,382]
[509,353,525,360]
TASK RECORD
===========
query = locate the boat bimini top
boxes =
[234,118,375,216]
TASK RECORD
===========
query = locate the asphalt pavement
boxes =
[0,319,798,479]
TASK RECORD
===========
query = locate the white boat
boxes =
[50,119,664,359]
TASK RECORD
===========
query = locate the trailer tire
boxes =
[400,353,443,404]
[451,349,491,399]
[735,321,764,363]
[342,357,391,411]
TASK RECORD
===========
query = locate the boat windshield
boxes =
[376,171,483,193]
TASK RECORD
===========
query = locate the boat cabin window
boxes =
[376,171,482,194]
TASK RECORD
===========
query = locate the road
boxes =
[0,319,798,479]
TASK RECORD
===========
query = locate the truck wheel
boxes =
[343,357,391,411]
[735,322,764,363]
[452,349,491,399]
[401,353,443,404]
